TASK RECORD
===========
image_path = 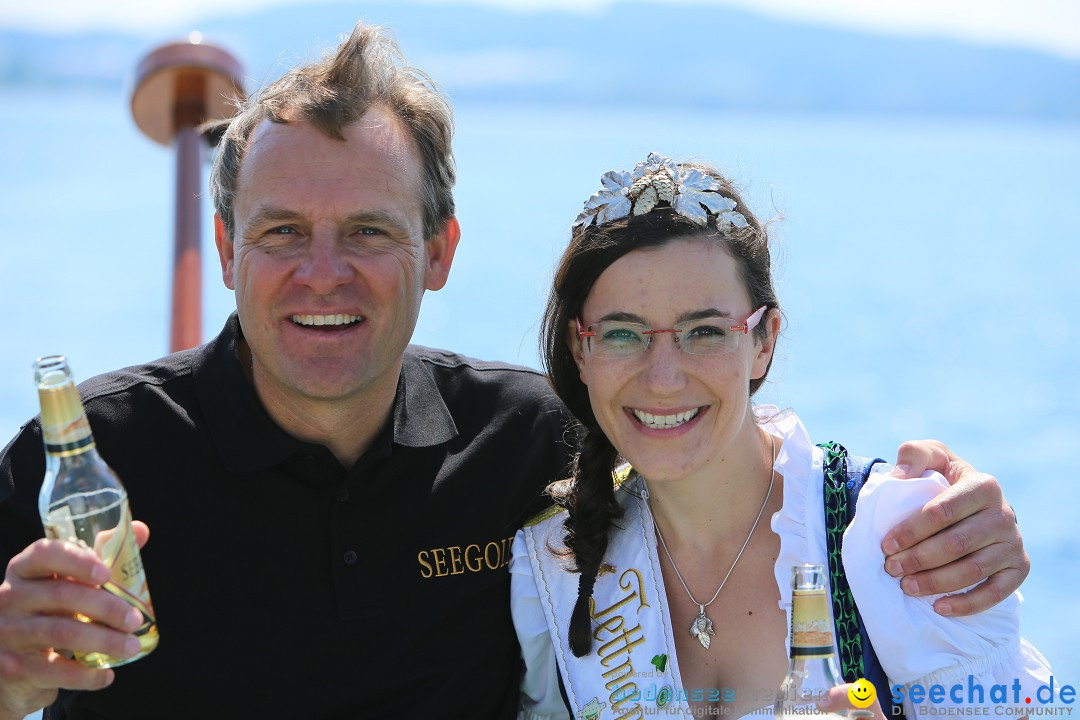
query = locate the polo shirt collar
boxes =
[193,315,457,473]
[193,314,299,473]
[393,349,458,448]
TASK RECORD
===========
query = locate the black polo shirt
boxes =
[0,314,573,720]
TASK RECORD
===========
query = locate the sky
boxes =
[2,0,1080,60]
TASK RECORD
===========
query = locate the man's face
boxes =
[215,107,458,415]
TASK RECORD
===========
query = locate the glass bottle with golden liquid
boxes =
[34,355,159,668]
[774,564,849,720]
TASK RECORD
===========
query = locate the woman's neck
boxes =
[645,420,777,553]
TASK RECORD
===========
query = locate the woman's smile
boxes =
[626,405,707,435]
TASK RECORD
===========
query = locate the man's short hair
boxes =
[209,22,456,241]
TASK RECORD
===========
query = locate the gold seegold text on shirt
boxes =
[416,534,516,578]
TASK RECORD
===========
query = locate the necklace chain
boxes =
[651,437,776,649]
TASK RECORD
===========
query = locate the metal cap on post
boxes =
[131,33,244,352]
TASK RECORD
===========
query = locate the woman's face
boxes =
[570,237,777,484]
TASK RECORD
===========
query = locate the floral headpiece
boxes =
[573,153,749,231]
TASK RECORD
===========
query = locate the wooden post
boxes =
[131,34,244,352]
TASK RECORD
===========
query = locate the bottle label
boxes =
[45,499,157,633]
[38,384,94,457]
[790,588,835,658]
[97,502,156,633]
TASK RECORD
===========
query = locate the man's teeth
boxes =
[632,408,700,430]
[291,314,362,327]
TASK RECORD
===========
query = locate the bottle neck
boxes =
[789,587,836,660]
[38,381,97,459]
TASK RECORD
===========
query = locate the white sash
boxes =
[519,475,694,719]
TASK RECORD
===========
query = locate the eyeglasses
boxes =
[577,306,767,359]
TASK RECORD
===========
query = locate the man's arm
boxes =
[883,440,1028,616]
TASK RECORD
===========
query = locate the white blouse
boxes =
[510,407,1053,719]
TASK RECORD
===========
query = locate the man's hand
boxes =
[881,440,1027,616]
[0,522,149,720]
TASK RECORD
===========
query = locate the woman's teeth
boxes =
[632,408,700,430]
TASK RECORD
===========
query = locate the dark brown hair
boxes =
[208,22,455,242]
[540,163,779,657]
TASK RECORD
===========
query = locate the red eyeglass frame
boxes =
[576,305,768,343]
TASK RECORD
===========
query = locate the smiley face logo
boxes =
[848,678,876,709]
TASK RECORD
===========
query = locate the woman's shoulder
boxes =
[766,407,831,609]
[521,464,642,532]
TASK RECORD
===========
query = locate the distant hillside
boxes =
[3,0,1078,117]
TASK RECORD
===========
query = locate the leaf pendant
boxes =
[690,613,715,650]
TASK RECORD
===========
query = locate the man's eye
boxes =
[268,226,296,235]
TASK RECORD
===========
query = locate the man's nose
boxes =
[293,232,353,293]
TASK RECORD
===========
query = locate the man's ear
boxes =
[214,214,235,290]
[424,217,461,291]
[568,319,588,385]
[751,308,781,380]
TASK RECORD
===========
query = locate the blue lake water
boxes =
[2,87,1078,689]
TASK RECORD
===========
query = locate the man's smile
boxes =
[290,313,363,327]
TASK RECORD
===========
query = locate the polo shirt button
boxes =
[343,550,358,565]
[337,486,349,502]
